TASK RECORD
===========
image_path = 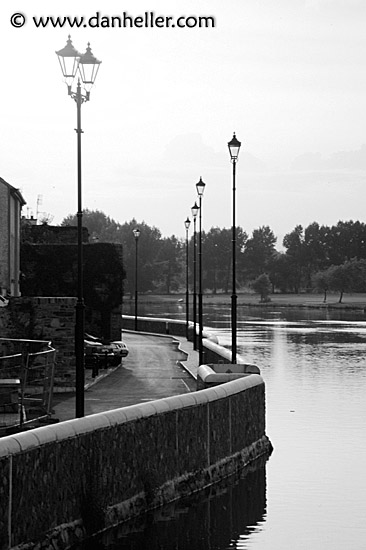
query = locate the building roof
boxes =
[0,176,26,206]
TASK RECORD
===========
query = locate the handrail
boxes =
[0,337,53,345]
[0,340,56,435]
[27,347,56,357]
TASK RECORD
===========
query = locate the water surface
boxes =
[97,302,366,549]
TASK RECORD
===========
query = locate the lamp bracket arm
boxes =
[69,91,90,105]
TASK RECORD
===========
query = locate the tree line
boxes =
[61,211,366,301]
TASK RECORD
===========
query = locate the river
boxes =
[88,302,366,550]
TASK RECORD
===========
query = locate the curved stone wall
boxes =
[0,375,272,549]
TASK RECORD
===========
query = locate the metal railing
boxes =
[0,339,56,435]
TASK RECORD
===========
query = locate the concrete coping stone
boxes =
[202,338,259,365]
[156,395,188,410]
[31,425,59,445]
[95,409,130,426]
[122,402,159,419]
[151,399,175,414]
[208,363,260,375]
[215,375,264,397]
[0,375,264,457]
[0,437,22,457]
[197,364,261,386]
[173,393,201,407]
[71,414,112,435]
[9,431,41,452]
[122,314,185,325]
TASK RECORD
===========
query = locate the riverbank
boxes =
[135,292,366,311]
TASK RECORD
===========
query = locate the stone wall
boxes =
[122,315,187,336]
[0,298,122,388]
[0,297,76,386]
[0,375,272,549]
[122,315,255,367]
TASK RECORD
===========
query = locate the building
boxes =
[0,177,26,296]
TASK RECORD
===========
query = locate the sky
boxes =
[0,0,365,245]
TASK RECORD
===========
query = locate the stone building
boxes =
[0,177,26,296]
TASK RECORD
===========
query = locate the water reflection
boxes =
[119,300,366,549]
[75,457,268,550]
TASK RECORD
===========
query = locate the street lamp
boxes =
[56,36,101,418]
[196,177,206,366]
[228,132,241,364]
[191,202,199,350]
[184,217,191,340]
[133,228,140,331]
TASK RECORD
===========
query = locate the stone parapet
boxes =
[0,375,272,549]
[197,363,261,389]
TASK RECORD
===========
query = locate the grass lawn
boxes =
[137,292,366,310]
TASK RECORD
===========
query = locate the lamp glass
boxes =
[184,217,191,230]
[78,43,102,92]
[133,228,140,240]
[196,177,206,197]
[56,36,81,86]
[191,202,199,218]
[228,133,241,160]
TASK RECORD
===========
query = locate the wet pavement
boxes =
[52,332,199,422]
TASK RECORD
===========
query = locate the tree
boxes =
[325,220,366,265]
[154,236,183,293]
[61,212,168,294]
[327,258,366,303]
[244,226,276,280]
[312,269,331,302]
[252,273,271,302]
[202,226,247,293]
[283,220,366,293]
[303,222,330,280]
[61,209,119,242]
[117,219,163,295]
[203,227,229,293]
[268,252,293,293]
[283,225,305,293]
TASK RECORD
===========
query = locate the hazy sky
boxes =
[1,0,365,244]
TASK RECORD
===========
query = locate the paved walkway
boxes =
[52,332,199,422]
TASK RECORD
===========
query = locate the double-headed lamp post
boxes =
[184,217,191,340]
[56,36,101,418]
[191,202,199,350]
[196,177,206,366]
[133,228,140,331]
[228,133,241,364]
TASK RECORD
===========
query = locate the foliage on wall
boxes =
[20,243,125,311]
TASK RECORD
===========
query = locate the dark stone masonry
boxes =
[0,376,272,549]
[0,297,122,388]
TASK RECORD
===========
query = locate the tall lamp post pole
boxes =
[56,36,101,418]
[133,228,140,331]
[191,202,199,350]
[184,217,191,340]
[196,177,206,366]
[228,133,241,364]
